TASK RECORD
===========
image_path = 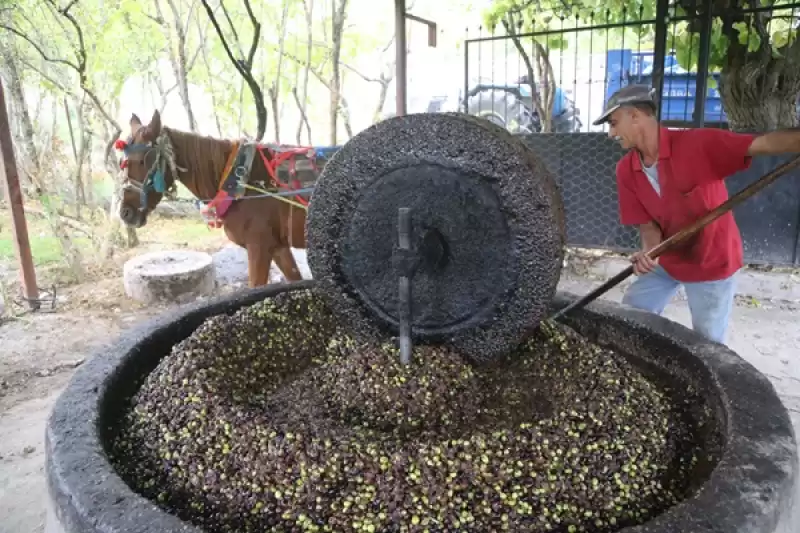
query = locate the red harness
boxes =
[201,143,319,228]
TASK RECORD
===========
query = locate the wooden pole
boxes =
[0,78,39,308]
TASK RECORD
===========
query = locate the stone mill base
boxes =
[44,281,798,533]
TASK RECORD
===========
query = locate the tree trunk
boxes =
[329,0,349,145]
[197,15,224,136]
[163,0,197,131]
[503,16,555,133]
[293,87,312,144]
[0,43,39,183]
[85,122,94,207]
[33,102,85,281]
[199,0,267,140]
[297,0,314,145]
[719,62,800,132]
[716,7,800,132]
[372,70,393,124]
[76,98,92,214]
[338,76,353,140]
[268,0,291,143]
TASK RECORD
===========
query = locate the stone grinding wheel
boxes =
[306,113,566,362]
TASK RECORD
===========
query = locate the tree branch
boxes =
[243,0,260,69]
[144,13,165,25]
[23,0,123,132]
[46,0,87,84]
[186,39,204,73]
[19,58,74,95]
[0,24,80,71]
[381,35,394,54]
[308,39,386,83]
[4,6,119,134]
[185,15,211,72]
[219,0,244,58]
[200,0,267,140]
[61,0,79,13]
[200,0,247,79]
[182,0,199,38]
[283,50,330,89]
[341,62,382,83]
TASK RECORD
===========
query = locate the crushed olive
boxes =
[109,289,714,533]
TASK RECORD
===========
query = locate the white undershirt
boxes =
[639,153,660,196]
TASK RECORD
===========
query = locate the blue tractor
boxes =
[462,75,583,133]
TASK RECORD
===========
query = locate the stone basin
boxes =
[45,280,798,533]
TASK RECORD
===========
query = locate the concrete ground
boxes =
[1,249,798,533]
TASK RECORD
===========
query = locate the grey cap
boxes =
[592,84,657,126]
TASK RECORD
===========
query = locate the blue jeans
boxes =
[621,265,738,344]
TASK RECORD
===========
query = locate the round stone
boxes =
[122,250,215,305]
[306,112,565,361]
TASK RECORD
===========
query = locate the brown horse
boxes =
[117,109,308,287]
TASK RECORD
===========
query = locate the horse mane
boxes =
[163,126,236,201]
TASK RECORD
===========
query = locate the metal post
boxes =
[397,207,413,365]
[395,0,408,117]
[693,0,714,128]
[0,78,39,308]
[406,13,438,47]
[463,40,470,113]
[651,0,670,122]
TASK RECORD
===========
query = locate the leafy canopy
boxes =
[483,0,799,75]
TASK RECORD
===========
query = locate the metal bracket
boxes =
[397,207,413,365]
[393,209,451,365]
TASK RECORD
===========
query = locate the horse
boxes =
[116,109,311,287]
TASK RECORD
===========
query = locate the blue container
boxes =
[605,48,726,124]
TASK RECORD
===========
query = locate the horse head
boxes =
[116,110,180,227]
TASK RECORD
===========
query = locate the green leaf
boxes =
[732,22,751,46]
[771,29,789,50]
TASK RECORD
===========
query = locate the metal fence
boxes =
[463,0,800,132]
[459,0,800,265]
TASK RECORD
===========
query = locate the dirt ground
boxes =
[1,249,799,533]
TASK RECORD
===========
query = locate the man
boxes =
[592,84,800,344]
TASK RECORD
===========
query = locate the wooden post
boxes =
[0,78,39,308]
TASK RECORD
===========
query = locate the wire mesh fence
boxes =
[519,132,641,251]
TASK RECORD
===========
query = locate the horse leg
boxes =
[247,241,274,287]
[288,205,307,249]
[272,246,303,282]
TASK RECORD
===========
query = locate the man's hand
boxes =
[632,222,662,275]
[631,251,658,276]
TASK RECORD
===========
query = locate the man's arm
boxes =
[615,158,661,275]
[699,128,800,181]
[631,221,662,276]
[747,129,800,156]
[640,220,662,251]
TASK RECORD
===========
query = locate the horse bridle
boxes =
[117,133,178,212]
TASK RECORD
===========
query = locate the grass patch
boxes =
[136,217,224,247]
[0,209,227,269]
[0,216,87,266]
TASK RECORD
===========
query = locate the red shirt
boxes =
[616,127,756,282]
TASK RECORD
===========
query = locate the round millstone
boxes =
[123,250,215,305]
[306,112,565,361]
